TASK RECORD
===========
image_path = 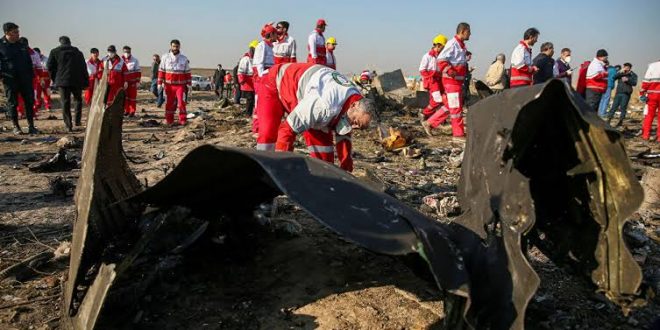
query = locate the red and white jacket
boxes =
[437,36,468,88]
[237,53,254,91]
[640,61,660,98]
[102,55,127,86]
[224,73,232,84]
[326,50,336,70]
[273,35,297,64]
[253,40,274,78]
[38,54,50,79]
[86,58,102,82]
[585,58,608,93]
[122,55,141,85]
[510,41,534,87]
[28,48,42,80]
[360,70,371,81]
[275,63,361,171]
[158,52,191,86]
[419,49,441,92]
[307,29,326,65]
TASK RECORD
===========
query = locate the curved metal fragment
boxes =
[457,79,644,327]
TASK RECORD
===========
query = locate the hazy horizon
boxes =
[3,0,659,80]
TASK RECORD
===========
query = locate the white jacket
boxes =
[253,41,274,77]
[438,37,467,65]
[286,67,359,135]
[273,35,297,62]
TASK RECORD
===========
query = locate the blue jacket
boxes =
[607,66,617,88]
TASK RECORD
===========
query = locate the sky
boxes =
[2,0,660,79]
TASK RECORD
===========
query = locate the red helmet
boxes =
[261,24,276,38]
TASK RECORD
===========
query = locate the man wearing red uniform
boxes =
[252,24,277,133]
[437,22,471,137]
[273,21,297,64]
[325,37,337,70]
[640,60,660,142]
[102,45,128,106]
[238,40,257,116]
[510,28,540,88]
[158,39,192,125]
[585,49,610,112]
[33,47,51,111]
[256,63,375,172]
[418,34,447,136]
[307,19,327,65]
[121,46,141,116]
[84,48,102,105]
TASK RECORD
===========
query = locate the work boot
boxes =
[420,118,433,137]
[13,126,23,135]
[28,126,40,135]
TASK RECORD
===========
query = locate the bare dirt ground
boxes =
[0,86,659,329]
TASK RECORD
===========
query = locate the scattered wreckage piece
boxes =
[456,79,645,328]
[28,148,78,172]
[64,78,646,329]
[63,71,143,329]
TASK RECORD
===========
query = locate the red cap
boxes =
[261,24,276,38]
[316,19,327,26]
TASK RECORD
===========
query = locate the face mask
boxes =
[123,52,130,57]
[108,52,115,58]
[564,56,571,63]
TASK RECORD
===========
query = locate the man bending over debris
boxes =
[256,63,375,172]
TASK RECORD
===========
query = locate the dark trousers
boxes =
[585,89,603,112]
[607,93,631,120]
[151,79,164,107]
[242,90,255,116]
[59,87,83,130]
[234,87,242,104]
[2,78,34,125]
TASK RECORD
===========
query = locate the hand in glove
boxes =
[123,82,128,90]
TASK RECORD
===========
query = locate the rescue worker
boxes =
[223,72,232,98]
[0,22,38,134]
[84,48,102,105]
[102,45,128,106]
[325,37,337,70]
[437,22,471,138]
[307,19,327,65]
[252,24,276,133]
[510,28,540,88]
[640,60,660,142]
[121,46,141,116]
[238,40,257,116]
[418,34,448,136]
[33,48,52,111]
[360,70,372,85]
[585,49,609,112]
[273,21,297,64]
[576,60,591,98]
[157,39,192,126]
[256,63,376,172]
